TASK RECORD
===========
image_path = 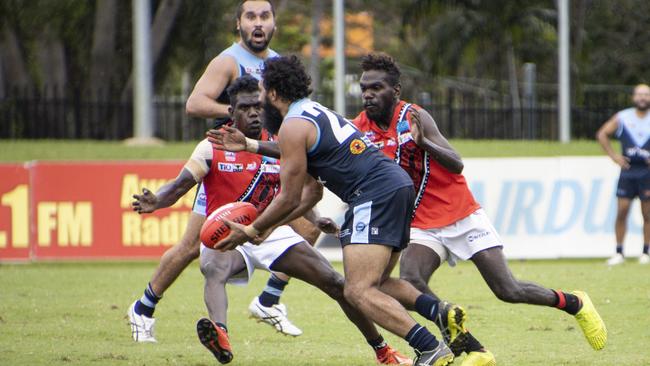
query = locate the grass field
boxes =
[0,140,639,365]
[1,259,649,365]
[0,139,615,162]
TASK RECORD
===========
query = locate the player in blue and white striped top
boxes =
[597,83,650,266]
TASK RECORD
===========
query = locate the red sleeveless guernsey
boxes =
[202,130,280,216]
[353,101,480,229]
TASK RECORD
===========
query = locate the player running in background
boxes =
[127,0,312,342]
[597,83,650,266]
[132,75,412,365]
[215,55,456,366]
[353,53,607,354]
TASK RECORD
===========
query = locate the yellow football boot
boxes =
[460,350,496,366]
[572,291,607,350]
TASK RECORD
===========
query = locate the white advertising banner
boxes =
[316,156,646,260]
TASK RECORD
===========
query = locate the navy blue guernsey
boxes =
[616,108,650,176]
[285,99,413,203]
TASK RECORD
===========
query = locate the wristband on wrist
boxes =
[243,224,260,238]
[245,138,259,153]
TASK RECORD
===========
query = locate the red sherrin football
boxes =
[200,202,258,249]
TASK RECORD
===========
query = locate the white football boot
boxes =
[639,253,650,265]
[128,301,157,342]
[248,297,302,336]
[606,253,624,266]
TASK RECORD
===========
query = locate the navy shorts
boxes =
[339,185,415,252]
[617,169,650,200]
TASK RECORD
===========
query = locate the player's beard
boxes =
[241,27,274,53]
[634,101,650,111]
[365,103,393,125]
[262,96,284,135]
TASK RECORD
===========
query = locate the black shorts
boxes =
[339,185,415,252]
[617,169,650,200]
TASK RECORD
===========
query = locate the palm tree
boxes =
[401,0,556,131]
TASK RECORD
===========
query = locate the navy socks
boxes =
[258,274,288,307]
[134,283,161,318]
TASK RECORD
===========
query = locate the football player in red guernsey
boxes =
[132,75,412,365]
[352,53,607,362]
[128,0,320,343]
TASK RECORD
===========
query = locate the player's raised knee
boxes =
[343,282,368,306]
[199,255,232,282]
[319,271,346,300]
[399,271,429,294]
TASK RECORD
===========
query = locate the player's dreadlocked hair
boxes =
[227,74,260,107]
[360,53,401,86]
[236,0,275,20]
[262,55,312,102]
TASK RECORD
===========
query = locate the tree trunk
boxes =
[309,0,324,97]
[36,28,67,94]
[2,25,32,92]
[570,0,588,104]
[0,49,5,99]
[89,0,118,95]
[121,0,183,100]
[505,32,522,137]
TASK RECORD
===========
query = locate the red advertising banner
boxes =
[0,164,31,260]
[28,161,196,260]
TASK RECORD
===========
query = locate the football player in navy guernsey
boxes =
[216,55,454,366]
[597,83,650,266]
[134,75,412,365]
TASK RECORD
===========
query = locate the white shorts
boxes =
[409,209,502,266]
[200,225,305,285]
[193,184,207,216]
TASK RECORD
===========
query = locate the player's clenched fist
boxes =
[315,217,339,235]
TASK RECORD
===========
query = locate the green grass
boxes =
[0,139,615,162]
[1,259,648,365]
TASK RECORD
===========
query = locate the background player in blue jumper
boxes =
[597,83,650,266]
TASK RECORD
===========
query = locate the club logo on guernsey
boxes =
[246,162,257,171]
[397,133,412,145]
[355,222,366,232]
[225,152,236,162]
[245,66,263,75]
[260,165,280,174]
[218,163,244,172]
[349,139,367,154]
[197,192,207,206]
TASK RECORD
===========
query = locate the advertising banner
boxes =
[317,156,640,259]
[0,157,639,261]
[28,161,196,260]
[0,164,30,260]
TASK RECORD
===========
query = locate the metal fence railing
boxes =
[0,85,633,141]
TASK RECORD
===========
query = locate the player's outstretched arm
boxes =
[206,126,281,158]
[596,114,630,169]
[132,169,197,214]
[409,107,464,174]
[186,54,237,119]
[215,118,314,251]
